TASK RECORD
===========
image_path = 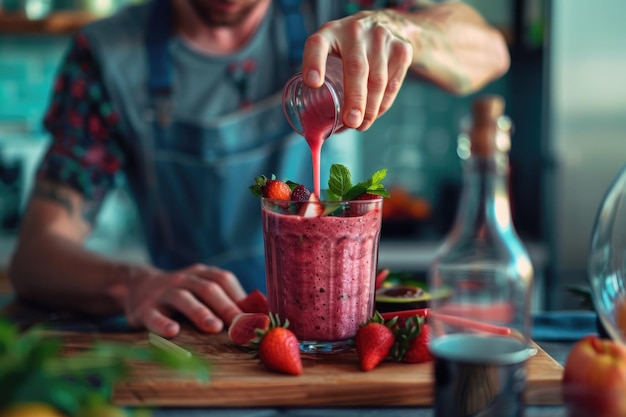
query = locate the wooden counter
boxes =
[53,328,564,408]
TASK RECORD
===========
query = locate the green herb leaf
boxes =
[325,189,340,201]
[371,168,388,185]
[328,164,353,198]
[328,165,389,201]
[342,183,369,201]
[252,165,389,202]
[285,180,301,191]
[0,319,212,414]
[249,175,268,197]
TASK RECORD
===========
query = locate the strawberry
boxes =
[354,311,397,371]
[391,315,434,364]
[263,179,291,200]
[375,268,390,290]
[298,193,324,217]
[347,192,382,217]
[252,313,302,376]
[250,175,291,200]
[402,323,433,364]
[353,192,383,201]
[290,184,311,202]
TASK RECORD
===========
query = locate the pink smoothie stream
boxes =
[300,94,339,197]
[262,200,382,342]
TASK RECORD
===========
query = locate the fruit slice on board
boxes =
[236,289,269,314]
[228,312,271,347]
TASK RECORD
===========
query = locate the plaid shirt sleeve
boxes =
[38,32,126,205]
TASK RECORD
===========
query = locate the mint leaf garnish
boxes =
[328,164,353,198]
[328,164,390,201]
[371,168,388,186]
[342,183,369,201]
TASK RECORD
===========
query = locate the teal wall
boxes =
[0,35,70,132]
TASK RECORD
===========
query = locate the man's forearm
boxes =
[389,2,510,95]
[9,234,143,316]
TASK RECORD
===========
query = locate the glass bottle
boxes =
[427,95,534,417]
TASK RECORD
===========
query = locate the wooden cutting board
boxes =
[57,327,564,407]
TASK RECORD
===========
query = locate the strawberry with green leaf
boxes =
[249,175,292,200]
[251,313,302,376]
[250,164,389,203]
[354,311,398,372]
[391,315,434,364]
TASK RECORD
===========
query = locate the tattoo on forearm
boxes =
[33,183,101,225]
[81,200,101,225]
[406,0,436,13]
[378,10,412,42]
[33,183,74,216]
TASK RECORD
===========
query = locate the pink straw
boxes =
[431,312,512,336]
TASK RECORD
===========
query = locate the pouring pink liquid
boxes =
[282,55,345,195]
[300,98,339,197]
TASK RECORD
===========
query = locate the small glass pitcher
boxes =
[282,55,345,139]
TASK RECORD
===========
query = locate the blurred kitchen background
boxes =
[0,0,624,311]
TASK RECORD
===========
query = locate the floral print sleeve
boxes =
[38,32,125,205]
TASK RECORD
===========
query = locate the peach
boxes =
[562,335,626,417]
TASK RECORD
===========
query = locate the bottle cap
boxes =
[469,95,511,156]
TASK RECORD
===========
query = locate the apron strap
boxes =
[145,0,309,124]
[145,0,174,127]
[277,0,307,69]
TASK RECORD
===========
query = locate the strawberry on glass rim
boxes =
[249,164,390,218]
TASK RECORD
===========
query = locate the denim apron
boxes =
[137,0,315,293]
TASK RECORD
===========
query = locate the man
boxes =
[9,0,509,338]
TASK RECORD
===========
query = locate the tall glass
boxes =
[261,195,382,353]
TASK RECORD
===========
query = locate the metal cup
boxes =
[431,334,532,417]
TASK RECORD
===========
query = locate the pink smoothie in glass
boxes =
[262,198,382,343]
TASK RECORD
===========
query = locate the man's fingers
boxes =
[164,288,225,333]
[379,40,412,116]
[302,29,334,88]
[185,264,247,302]
[359,26,390,130]
[301,11,416,129]
[341,49,369,128]
[143,309,180,338]
[180,276,243,327]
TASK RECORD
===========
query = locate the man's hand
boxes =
[302,10,413,132]
[122,264,247,338]
[301,3,510,130]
